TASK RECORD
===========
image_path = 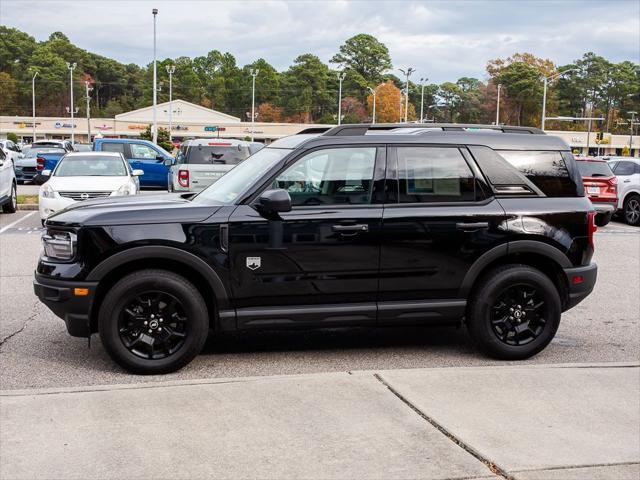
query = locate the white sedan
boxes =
[39,151,143,220]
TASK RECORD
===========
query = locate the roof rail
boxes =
[322,123,545,136]
[297,126,333,135]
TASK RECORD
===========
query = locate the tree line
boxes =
[1,26,638,132]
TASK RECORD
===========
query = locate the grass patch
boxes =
[17,195,38,204]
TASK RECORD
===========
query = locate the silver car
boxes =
[168,138,264,192]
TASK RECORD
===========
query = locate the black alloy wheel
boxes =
[490,284,546,346]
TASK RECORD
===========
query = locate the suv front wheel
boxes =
[467,264,561,360]
[98,269,209,374]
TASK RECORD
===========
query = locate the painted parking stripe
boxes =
[0,211,36,234]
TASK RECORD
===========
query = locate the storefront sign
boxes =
[13,122,42,128]
[54,122,77,128]
[204,126,217,132]
[96,124,114,130]
[174,125,189,131]
[128,124,148,130]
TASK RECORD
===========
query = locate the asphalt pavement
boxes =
[0,209,638,390]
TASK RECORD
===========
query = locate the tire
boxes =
[466,264,561,360]
[2,183,17,213]
[98,269,209,374]
[623,194,640,227]
[595,212,611,227]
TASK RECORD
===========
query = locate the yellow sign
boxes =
[128,124,148,130]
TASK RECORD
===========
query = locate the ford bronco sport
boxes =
[34,124,598,374]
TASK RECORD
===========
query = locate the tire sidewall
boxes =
[624,195,640,226]
[99,271,208,374]
[468,267,561,359]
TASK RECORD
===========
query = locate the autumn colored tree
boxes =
[367,81,400,123]
[257,102,283,122]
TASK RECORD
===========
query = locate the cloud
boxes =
[2,0,638,83]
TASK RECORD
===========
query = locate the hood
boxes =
[46,192,222,227]
[48,176,130,192]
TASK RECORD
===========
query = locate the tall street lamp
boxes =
[166,64,175,144]
[496,83,502,125]
[31,69,38,142]
[65,62,77,144]
[367,86,376,124]
[399,67,415,123]
[85,81,93,142]
[419,77,427,123]
[541,68,578,131]
[628,111,638,155]
[337,71,346,125]
[249,68,259,141]
[152,8,158,144]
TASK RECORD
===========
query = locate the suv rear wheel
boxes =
[623,194,640,226]
[467,264,561,360]
[98,269,209,374]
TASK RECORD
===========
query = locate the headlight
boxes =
[42,231,76,260]
[114,183,133,196]
[40,183,55,198]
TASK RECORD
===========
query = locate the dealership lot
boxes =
[0,209,638,390]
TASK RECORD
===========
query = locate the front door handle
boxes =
[456,222,489,231]
[623,179,631,183]
[332,224,369,233]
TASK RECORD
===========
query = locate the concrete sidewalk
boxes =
[1,363,638,480]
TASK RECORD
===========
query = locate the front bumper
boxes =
[33,274,98,337]
[563,263,597,311]
[15,167,38,182]
[39,195,76,219]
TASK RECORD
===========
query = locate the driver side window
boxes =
[131,144,158,159]
[274,147,376,206]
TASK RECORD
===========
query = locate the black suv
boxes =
[34,124,598,374]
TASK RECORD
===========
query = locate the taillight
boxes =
[36,157,45,171]
[178,169,189,188]
[587,211,597,249]
[610,176,618,185]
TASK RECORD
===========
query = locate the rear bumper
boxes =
[591,202,616,225]
[33,274,98,337]
[563,263,597,311]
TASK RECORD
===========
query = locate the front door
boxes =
[228,146,385,329]
[129,143,166,187]
[378,145,508,323]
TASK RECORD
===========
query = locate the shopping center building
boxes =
[1,99,637,156]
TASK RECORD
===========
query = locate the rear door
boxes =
[378,145,508,323]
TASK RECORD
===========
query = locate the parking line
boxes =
[0,211,37,234]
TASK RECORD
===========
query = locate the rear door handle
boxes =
[456,222,489,231]
[332,224,369,233]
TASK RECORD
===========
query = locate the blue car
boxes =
[93,138,173,188]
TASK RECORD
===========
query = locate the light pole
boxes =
[337,71,346,125]
[166,64,175,144]
[399,67,415,123]
[85,81,93,142]
[31,69,38,142]
[249,68,259,141]
[629,111,638,155]
[419,78,427,123]
[65,62,77,144]
[541,68,578,131]
[367,86,376,124]
[496,83,502,125]
[152,8,158,144]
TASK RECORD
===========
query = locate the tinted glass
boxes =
[274,147,376,206]
[130,144,158,159]
[614,161,636,176]
[397,147,476,203]
[54,156,127,177]
[497,150,577,197]
[25,147,66,158]
[576,161,613,177]
[101,142,126,154]
[185,145,251,165]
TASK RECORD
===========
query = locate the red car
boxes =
[575,157,617,226]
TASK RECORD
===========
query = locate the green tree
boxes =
[7,132,18,143]
[139,125,172,151]
[331,34,392,90]
[496,62,544,125]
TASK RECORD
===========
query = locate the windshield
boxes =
[184,144,251,165]
[54,156,127,177]
[576,161,613,177]
[192,148,290,204]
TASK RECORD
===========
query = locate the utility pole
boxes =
[31,69,38,142]
[541,68,578,131]
[367,86,376,124]
[419,78,427,123]
[629,111,638,155]
[399,68,415,123]
[65,62,77,144]
[496,83,502,125]
[85,81,93,142]
[166,64,175,144]
[337,71,346,125]
[152,8,158,144]
[250,68,259,141]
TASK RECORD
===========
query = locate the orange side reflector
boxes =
[74,288,90,296]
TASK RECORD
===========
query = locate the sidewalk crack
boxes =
[373,373,511,480]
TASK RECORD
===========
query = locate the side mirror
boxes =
[163,157,174,167]
[132,169,144,176]
[41,169,51,176]
[256,189,292,216]
[156,155,165,161]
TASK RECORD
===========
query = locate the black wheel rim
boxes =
[118,290,188,360]
[626,199,640,224]
[490,284,546,346]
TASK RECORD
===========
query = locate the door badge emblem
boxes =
[246,257,261,270]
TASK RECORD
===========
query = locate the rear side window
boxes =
[185,144,251,165]
[101,142,126,154]
[613,161,637,176]
[497,150,578,197]
[396,147,476,203]
[576,161,613,177]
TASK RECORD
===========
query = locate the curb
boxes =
[17,204,38,211]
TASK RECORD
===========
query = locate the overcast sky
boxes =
[3,0,639,83]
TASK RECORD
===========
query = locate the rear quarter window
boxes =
[184,145,251,165]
